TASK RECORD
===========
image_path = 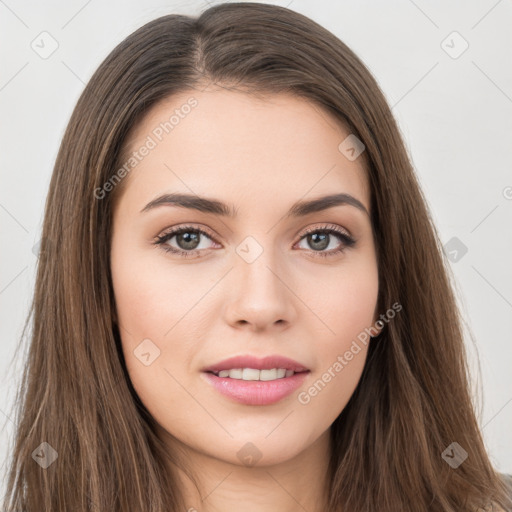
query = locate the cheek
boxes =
[110,252,199,428]
[110,241,216,413]
[297,256,378,411]
[110,239,205,343]
[305,251,379,341]
[296,302,374,427]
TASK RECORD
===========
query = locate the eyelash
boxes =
[153,223,356,259]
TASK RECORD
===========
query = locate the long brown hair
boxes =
[3,3,510,511]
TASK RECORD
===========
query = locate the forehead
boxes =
[118,88,370,216]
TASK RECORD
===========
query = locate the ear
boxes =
[369,319,384,339]
[369,311,385,338]
[370,301,403,338]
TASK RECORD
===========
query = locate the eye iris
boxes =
[308,232,329,251]
[177,231,200,250]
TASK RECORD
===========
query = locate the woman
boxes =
[3,2,511,511]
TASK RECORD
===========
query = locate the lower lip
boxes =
[202,371,309,405]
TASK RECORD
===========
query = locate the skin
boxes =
[110,87,380,512]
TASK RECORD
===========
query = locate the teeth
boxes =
[214,368,296,380]
[259,369,277,381]
[242,368,260,380]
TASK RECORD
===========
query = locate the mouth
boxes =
[206,367,306,380]
[201,355,310,405]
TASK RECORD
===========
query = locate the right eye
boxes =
[154,225,221,258]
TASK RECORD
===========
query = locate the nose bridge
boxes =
[236,234,286,298]
[241,250,280,292]
[225,234,295,329]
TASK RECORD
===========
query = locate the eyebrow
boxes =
[140,192,369,218]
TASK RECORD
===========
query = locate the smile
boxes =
[211,368,297,380]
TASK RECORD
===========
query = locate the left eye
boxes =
[296,230,347,252]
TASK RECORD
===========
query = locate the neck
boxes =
[160,428,332,512]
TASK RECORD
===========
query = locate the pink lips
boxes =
[201,354,309,373]
[201,354,310,406]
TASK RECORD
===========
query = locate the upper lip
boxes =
[202,355,310,373]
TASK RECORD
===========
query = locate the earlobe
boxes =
[370,316,384,339]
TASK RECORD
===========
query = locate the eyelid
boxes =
[298,222,352,239]
[155,223,218,242]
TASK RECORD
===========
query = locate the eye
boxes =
[153,225,219,259]
[294,224,356,258]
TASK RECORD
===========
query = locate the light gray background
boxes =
[1,0,511,497]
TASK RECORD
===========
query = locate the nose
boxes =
[223,248,297,332]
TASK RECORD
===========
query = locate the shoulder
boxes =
[491,472,512,511]
[475,473,512,511]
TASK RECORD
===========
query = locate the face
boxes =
[110,88,379,467]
